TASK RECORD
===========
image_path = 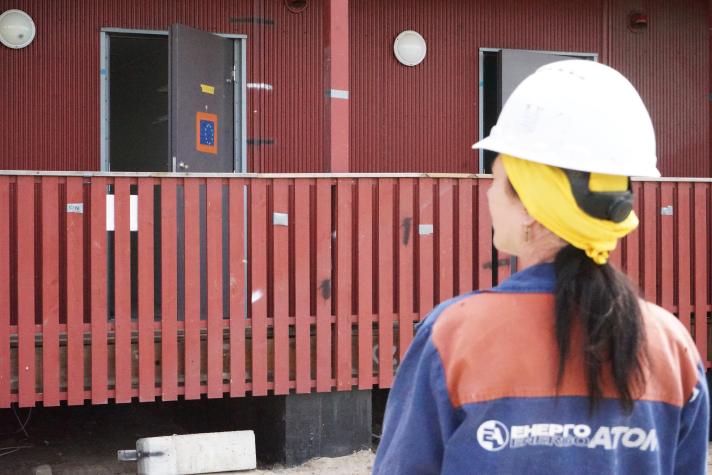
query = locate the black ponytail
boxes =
[553,245,646,413]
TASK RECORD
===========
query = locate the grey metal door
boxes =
[169,24,234,173]
[499,49,571,106]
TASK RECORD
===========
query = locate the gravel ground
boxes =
[249,451,374,474]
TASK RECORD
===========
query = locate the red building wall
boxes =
[0,0,325,172]
[349,0,710,176]
[0,0,709,176]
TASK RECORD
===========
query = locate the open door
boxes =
[169,24,235,173]
[499,49,568,108]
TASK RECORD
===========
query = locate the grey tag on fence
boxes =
[273,212,289,226]
[419,224,433,236]
[67,203,84,214]
[660,205,673,216]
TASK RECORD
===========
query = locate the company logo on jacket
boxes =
[476,420,658,452]
[476,420,509,451]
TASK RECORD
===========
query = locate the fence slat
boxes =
[335,179,352,391]
[137,178,155,402]
[314,180,332,392]
[660,183,674,313]
[397,179,414,361]
[438,179,455,303]
[418,178,434,317]
[114,178,132,403]
[228,180,246,397]
[378,179,395,387]
[0,177,11,407]
[17,177,36,407]
[693,184,708,362]
[294,181,311,393]
[272,179,290,395]
[161,180,179,401]
[184,180,201,400]
[66,177,84,405]
[477,181,493,290]
[457,180,474,294]
[677,184,692,333]
[250,180,269,396]
[642,182,657,303]
[206,179,223,398]
[625,183,641,289]
[90,178,108,405]
[357,180,373,390]
[42,178,61,406]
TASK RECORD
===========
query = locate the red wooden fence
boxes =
[0,173,709,407]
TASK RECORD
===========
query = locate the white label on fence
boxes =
[273,212,289,226]
[419,224,434,235]
[67,203,84,214]
[661,205,674,216]
[106,195,138,231]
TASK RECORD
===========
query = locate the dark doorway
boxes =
[109,35,169,172]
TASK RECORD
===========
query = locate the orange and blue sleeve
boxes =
[373,299,466,475]
[674,363,709,474]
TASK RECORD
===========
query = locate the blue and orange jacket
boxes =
[373,263,709,474]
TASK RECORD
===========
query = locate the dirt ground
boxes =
[249,451,373,474]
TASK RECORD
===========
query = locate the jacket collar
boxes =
[487,262,556,294]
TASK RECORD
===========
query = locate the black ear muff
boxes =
[606,194,634,223]
[563,170,633,223]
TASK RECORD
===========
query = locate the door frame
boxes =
[477,48,598,173]
[100,28,248,173]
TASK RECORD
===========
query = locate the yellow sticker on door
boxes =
[200,84,215,95]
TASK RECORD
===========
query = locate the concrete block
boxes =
[127,430,256,475]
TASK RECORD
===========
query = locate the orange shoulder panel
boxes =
[431,293,701,408]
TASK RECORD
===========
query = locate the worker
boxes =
[372,60,709,474]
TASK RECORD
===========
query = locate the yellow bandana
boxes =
[500,154,638,265]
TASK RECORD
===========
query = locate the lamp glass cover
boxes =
[393,30,426,66]
[0,9,36,49]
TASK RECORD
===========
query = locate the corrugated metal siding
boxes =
[349,0,710,176]
[608,0,710,177]
[0,0,709,175]
[0,0,324,172]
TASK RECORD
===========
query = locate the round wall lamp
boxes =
[284,0,308,14]
[393,30,426,67]
[0,9,36,49]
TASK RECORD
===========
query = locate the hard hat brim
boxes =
[471,138,661,178]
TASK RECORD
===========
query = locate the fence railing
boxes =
[0,173,709,407]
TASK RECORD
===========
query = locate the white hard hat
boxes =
[473,60,660,177]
